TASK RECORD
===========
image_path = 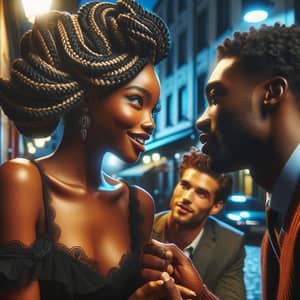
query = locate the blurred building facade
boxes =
[118,0,297,211]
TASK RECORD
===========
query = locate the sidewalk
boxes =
[244,245,262,300]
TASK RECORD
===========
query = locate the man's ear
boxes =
[210,200,224,215]
[263,76,288,110]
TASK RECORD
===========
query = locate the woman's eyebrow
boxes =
[126,86,150,97]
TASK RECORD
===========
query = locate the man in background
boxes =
[152,147,246,300]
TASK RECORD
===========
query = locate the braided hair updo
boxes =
[0,0,170,137]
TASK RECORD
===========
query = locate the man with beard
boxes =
[152,148,246,300]
[141,23,299,300]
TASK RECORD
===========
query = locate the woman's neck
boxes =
[40,133,106,191]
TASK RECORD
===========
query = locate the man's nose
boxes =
[182,189,194,202]
[196,107,211,132]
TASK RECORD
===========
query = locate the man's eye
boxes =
[180,182,189,189]
[210,95,218,105]
[127,95,144,107]
[208,89,218,105]
[196,190,209,198]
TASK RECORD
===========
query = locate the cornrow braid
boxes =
[0,0,170,137]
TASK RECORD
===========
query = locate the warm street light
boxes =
[21,0,52,23]
[244,10,268,23]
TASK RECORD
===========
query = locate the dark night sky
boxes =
[79,0,157,10]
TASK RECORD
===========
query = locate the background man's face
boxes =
[196,57,269,173]
[170,168,220,226]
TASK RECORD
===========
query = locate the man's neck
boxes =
[166,216,206,250]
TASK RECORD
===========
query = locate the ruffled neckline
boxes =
[35,160,143,274]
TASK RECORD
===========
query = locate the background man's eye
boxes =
[180,182,188,189]
[197,192,206,197]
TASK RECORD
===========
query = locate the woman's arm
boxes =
[0,159,43,300]
[133,186,155,247]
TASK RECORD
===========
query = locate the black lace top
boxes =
[0,161,143,299]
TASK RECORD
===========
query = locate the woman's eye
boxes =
[127,95,144,107]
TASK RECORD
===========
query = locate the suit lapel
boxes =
[191,218,216,278]
[152,212,169,242]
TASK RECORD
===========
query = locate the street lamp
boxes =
[21,0,52,23]
[243,0,272,23]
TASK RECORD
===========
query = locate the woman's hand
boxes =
[129,272,182,300]
[141,239,204,297]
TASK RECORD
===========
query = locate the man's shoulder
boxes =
[154,210,169,219]
[152,210,170,241]
[208,216,245,238]
[154,210,170,226]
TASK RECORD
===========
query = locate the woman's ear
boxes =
[263,76,288,110]
[210,200,224,215]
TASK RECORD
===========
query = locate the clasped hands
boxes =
[129,239,204,300]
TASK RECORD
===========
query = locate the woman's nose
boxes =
[141,113,155,135]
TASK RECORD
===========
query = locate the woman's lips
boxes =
[127,132,149,153]
[128,135,145,152]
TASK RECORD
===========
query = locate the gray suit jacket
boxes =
[152,211,246,300]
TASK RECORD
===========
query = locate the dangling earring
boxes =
[79,106,91,141]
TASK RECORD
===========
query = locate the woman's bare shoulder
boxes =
[132,185,154,209]
[0,158,43,188]
[0,158,43,243]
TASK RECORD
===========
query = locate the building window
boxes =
[166,1,173,24]
[166,44,174,77]
[217,0,230,37]
[178,0,186,12]
[178,86,188,121]
[197,73,207,115]
[178,30,187,67]
[295,0,300,25]
[152,110,159,135]
[166,94,174,127]
[196,9,208,52]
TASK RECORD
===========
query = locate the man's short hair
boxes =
[180,147,233,203]
[217,23,300,100]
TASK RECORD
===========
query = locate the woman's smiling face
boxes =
[87,64,161,163]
